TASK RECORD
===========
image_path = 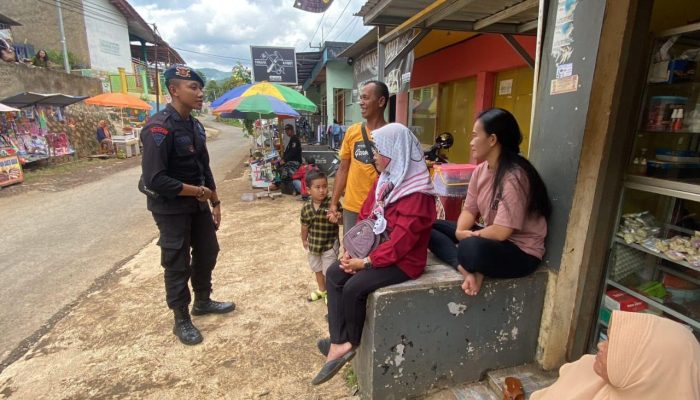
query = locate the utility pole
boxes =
[56,0,70,73]
[152,23,160,112]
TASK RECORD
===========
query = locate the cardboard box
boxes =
[604,289,648,312]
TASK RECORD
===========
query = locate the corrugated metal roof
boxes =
[357,0,538,34]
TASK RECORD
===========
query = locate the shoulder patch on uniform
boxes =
[149,125,170,147]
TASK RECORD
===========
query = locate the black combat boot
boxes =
[191,292,236,316]
[173,306,203,345]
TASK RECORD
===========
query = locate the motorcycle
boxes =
[424,132,454,163]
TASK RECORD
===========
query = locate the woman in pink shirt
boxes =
[429,108,551,296]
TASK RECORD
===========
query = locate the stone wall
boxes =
[0,63,103,99]
[44,103,115,158]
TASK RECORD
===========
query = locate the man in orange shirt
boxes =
[328,81,388,232]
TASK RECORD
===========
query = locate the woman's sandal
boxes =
[503,377,525,400]
[311,348,356,385]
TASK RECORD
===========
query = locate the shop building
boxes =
[351,0,700,390]
[298,41,360,135]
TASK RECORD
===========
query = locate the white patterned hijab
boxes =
[372,123,435,206]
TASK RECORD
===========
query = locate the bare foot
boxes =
[462,272,485,296]
[327,342,353,362]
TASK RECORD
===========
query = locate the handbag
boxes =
[343,219,385,259]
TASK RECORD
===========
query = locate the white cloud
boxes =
[131,0,372,71]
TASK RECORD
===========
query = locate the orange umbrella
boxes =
[85,93,152,110]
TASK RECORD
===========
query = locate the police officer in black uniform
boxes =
[282,124,302,164]
[140,65,234,345]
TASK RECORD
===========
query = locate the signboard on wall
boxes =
[251,46,298,85]
[352,29,417,99]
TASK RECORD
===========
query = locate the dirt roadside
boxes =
[0,160,358,399]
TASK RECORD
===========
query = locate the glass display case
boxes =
[594,23,700,343]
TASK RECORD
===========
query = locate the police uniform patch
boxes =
[150,125,169,147]
[176,66,192,78]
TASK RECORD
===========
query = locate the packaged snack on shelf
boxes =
[605,289,648,312]
[636,280,667,299]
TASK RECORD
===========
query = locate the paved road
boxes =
[0,117,247,363]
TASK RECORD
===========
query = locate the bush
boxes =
[44,49,81,69]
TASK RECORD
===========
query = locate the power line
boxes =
[62,0,126,20]
[35,0,128,28]
[345,17,364,39]
[332,15,360,41]
[308,9,328,47]
[324,0,353,40]
[171,46,251,62]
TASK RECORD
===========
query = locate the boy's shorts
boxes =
[308,241,340,275]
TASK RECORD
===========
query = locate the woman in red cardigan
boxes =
[311,123,437,385]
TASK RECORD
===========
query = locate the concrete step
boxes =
[486,363,558,399]
[425,381,499,400]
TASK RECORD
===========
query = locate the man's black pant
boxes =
[153,208,220,309]
[326,262,409,346]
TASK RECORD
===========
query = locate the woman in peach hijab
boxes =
[531,310,700,400]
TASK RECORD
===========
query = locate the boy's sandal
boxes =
[308,290,327,302]
[503,377,525,400]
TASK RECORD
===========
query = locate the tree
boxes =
[221,62,252,92]
[204,79,220,102]
[219,63,254,135]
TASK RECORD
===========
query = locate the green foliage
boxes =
[221,62,252,92]
[345,367,358,388]
[204,79,220,102]
[243,119,254,136]
[44,49,81,69]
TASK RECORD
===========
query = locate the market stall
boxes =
[0,92,86,166]
[214,94,300,190]
[0,103,24,188]
[85,93,151,158]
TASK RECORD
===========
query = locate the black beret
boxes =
[164,65,205,87]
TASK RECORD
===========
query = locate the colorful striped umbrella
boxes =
[213,95,299,119]
[211,82,316,112]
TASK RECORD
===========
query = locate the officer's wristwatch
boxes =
[363,257,372,270]
[211,200,221,208]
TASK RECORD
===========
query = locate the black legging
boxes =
[428,220,539,278]
[326,261,409,346]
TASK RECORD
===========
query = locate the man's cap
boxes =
[164,65,205,87]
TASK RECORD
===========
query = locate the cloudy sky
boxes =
[130,0,372,72]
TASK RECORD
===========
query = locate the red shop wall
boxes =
[411,34,536,89]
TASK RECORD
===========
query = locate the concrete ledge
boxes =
[354,255,548,399]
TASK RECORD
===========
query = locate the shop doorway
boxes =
[438,77,476,163]
[493,67,535,157]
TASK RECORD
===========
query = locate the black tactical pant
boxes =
[153,208,220,309]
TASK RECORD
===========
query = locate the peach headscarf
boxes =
[531,311,700,400]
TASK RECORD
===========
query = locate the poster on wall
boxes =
[0,155,24,187]
[250,46,298,85]
[352,30,418,100]
[293,0,333,13]
[551,0,578,66]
